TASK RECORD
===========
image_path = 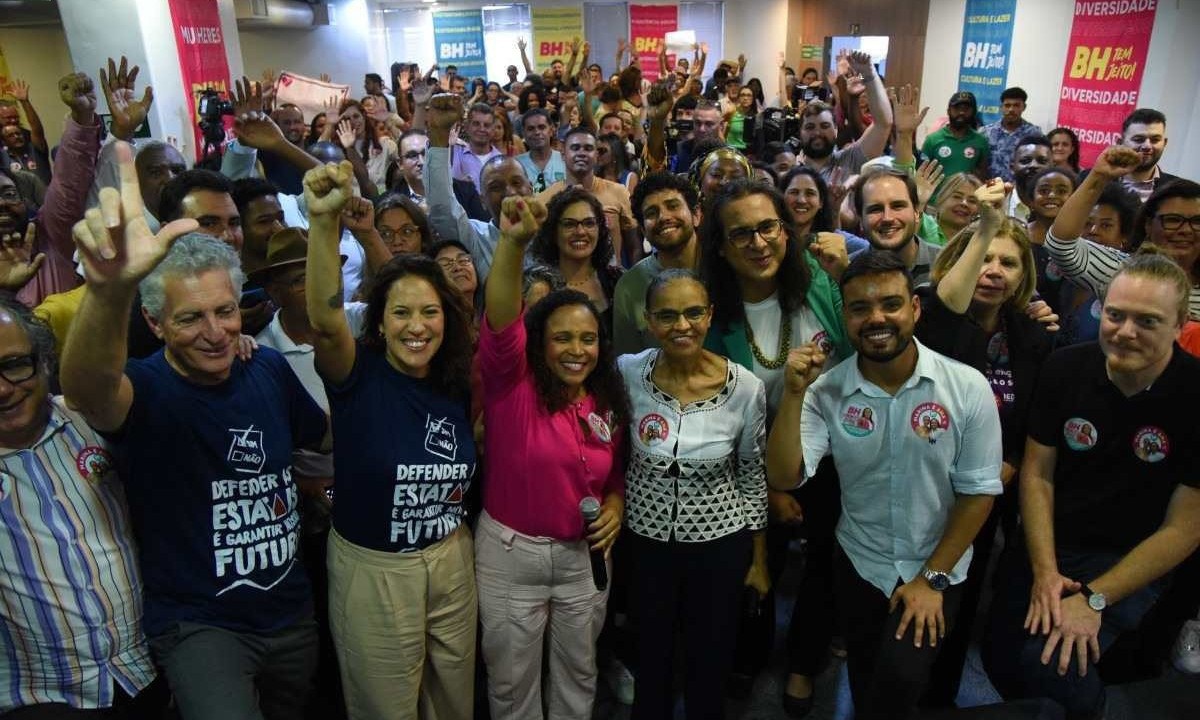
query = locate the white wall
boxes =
[724,0,789,95]
[0,25,76,147]
[921,0,1199,180]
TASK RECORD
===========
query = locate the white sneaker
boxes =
[1171,619,1200,674]
[605,658,636,705]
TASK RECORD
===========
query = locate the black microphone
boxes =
[579,496,608,591]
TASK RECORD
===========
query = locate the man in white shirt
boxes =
[766,250,1002,720]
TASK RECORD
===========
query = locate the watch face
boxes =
[1087,593,1106,611]
[925,571,950,591]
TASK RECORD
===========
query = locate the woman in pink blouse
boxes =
[476,195,629,719]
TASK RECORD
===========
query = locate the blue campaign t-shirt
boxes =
[326,347,476,552]
[112,348,326,636]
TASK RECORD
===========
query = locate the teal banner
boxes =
[433,9,487,79]
[958,0,1017,124]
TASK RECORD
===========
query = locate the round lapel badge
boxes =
[1063,418,1098,451]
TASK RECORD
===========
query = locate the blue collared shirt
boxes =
[0,398,155,711]
[800,340,1003,596]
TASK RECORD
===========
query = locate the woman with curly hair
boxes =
[1047,127,1082,174]
[476,194,629,718]
[303,161,479,719]
[530,187,625,329]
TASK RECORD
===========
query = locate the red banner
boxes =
[629,5,678,82]
[1055,0,1157,167]
[167,0,233,160]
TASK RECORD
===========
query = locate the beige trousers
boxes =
[475,511,609,720]
[327,525,477,720]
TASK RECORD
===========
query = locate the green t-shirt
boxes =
[920,127,989,178]
[612,254,665,356]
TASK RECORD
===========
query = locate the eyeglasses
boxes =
[402,150,426,161]
[0,354,37,384]
[0,187,21,202]
[726,218,785,248]
[379,226,422,242]
[1157,214,1200,232]
[437,255,473,270]
[559,217,599,232]
[650,306,709,326]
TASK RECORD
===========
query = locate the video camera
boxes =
[197,88,233,148]
[759,107,801,152]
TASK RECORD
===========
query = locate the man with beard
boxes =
[1006,136,1052,221]
[425,93,535,282]
[1118,108,1181,202]
[249,104,309,195]
[515,108,566,192]
[920,92,989,179]
[766,250,1001,720]
[983,87,1042,182]
[983,252,1200,719]
[614,172,702,354]
[797,51,892,182]
[536,125,638,265]
[854,168,943,286]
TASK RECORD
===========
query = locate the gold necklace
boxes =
[745,309,791,369]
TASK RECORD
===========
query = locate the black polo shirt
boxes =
[1027,342,1200,554]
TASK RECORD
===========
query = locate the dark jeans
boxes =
[733,458,841,681]
[983,545,1164,720]
[0,679,169,720]
[629,529,750,720]
[834,547,964,720]
[149,618,318,720]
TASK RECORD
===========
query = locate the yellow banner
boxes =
[0,42,13,97]
[532,7,583,73]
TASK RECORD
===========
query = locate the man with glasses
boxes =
[0,296,166,718]
[536,126,639,265]
[767,250,1002,720]
[515,108,566,193]
[983,252,1200,719]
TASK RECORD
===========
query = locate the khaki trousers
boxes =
[475,511,609,720]
[327,525,477,720]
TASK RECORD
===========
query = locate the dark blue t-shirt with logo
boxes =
[326,347,476,552]
[111,348,326,636]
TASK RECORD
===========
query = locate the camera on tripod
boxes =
[196,88,233,147]
[759,107,801,152]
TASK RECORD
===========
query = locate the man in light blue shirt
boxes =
[514,109,566,193]
[766,251,1001,720]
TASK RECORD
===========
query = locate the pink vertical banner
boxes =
[1055,0,1157,167]
[629,5,678,82]
[167,0,233,160]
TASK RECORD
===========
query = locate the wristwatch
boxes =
[922,567,950,592]
[1080,583,1107,612]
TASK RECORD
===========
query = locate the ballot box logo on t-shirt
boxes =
[425,415,458,461]
[911,402,950,444]
[964,146,977,159]
[1132,426,1169,463]
[1063,418,1098,451]
[937,146,952,159]
[227,426,266,474]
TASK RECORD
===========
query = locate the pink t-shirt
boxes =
[478,311,625,541]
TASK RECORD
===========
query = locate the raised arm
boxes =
[848,52,893,160]
[643,83,673,172]
[765,343,826,490]
[936,180,1006,313]
[303,160,357,384]
[10,80,47,152]
[231,77,321,176]
[517,38,534,76]
[99,56,153,143]
[564,37,582,85]
[339,195,392,279]
[333,118,379,198]
[61,142,198,431]
[485,196,545,332]
[891,84,928,169]
[1051,146,1140,241]
[777,53,791,109]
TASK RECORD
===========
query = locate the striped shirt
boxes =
[1044,229,1200,320]
[0,397,154,712]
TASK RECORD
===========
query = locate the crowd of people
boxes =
[1,33,1198,720]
